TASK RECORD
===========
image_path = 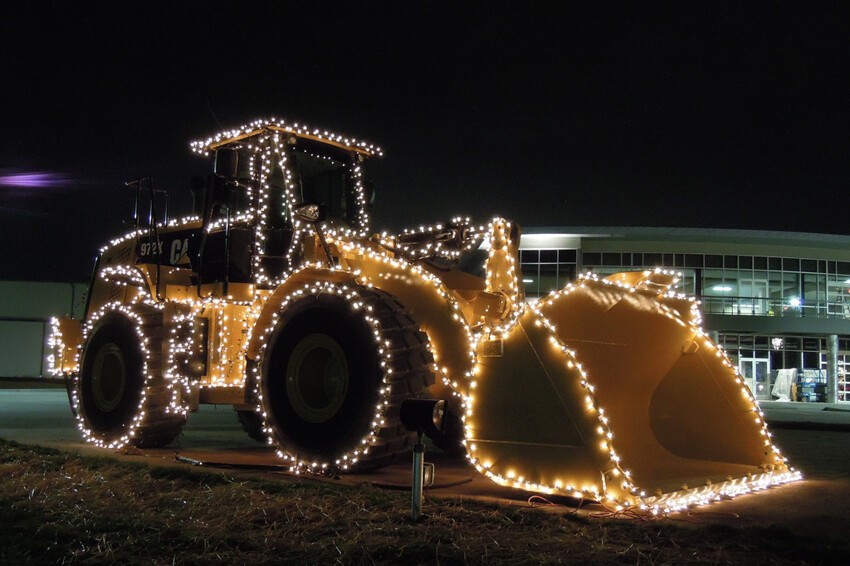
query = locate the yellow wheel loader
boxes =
[50,118,799,513]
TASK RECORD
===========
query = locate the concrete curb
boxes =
[765,420,850,432]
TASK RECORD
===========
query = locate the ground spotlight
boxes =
[399,399,447,521]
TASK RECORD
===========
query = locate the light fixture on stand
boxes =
[399,399,447,522]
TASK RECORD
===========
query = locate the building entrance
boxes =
[739,357,770,400]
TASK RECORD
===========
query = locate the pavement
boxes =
[2,384,850,538]
[758,400,850,430]
[6,378,850,430]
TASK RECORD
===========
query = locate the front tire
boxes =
[76,306,185,448]
[259,284,435,471]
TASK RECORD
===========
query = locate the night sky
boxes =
[2,2,849,281]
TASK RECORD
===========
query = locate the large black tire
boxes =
[236,409,266,442]
[259,285,435,471]
[77,307,186,448]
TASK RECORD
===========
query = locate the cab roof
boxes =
[189,117,383,158]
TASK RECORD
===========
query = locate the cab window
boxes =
[288,139,357,227]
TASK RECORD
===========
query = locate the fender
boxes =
[342,248,476,397]
[246,256,475,401]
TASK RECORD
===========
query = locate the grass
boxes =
[0,438,847,565]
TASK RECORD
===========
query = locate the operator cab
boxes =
[288,136,364,231]
[193,150,256,287]
[196,125,376,289]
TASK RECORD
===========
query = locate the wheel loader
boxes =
[49,118,800,513]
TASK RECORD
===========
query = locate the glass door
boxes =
[740,357,770,400]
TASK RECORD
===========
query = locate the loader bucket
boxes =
[465,271,800,512]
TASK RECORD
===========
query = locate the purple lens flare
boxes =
[0,171,67,188]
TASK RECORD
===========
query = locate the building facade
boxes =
[519,227,850,404]
[0,281,87,378]
[5,226,850,403]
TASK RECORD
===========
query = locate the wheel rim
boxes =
[286,333,349,423]
[91,342,127,413]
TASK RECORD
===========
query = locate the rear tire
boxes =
[236,409,266,442]
[259,284,435,471]
[76,307,185,448]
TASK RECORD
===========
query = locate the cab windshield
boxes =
[288,138,359,228]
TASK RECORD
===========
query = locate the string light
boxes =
[189,117,382,159]
[67,302,176,449]
[376,216,485,262]
[47,317,73,377]
[477,267,802,514]
[48,117,801,516]
[247,280,431,473]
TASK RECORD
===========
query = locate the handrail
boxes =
[125,177,168,301]
[700,295,849,319]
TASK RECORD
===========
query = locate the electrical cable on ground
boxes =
[370,477,475,491]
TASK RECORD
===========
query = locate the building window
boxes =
[705,255,723,268]
[602,252,620,266]
[520,249,578,299]
[644,253,662,266]
[721,332,839,402]
[582,252,601,266]
[540,246,850,321]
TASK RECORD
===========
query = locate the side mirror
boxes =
[293,203,328,224]
[214,148,239,179]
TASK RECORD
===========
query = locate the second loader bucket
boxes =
[464,269,800,513]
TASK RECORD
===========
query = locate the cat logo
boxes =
[170,238,190,265]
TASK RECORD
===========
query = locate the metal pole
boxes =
[411,437,425,521]
[40,319,48,378]
[827,334,839,403]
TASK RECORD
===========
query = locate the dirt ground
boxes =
[135,423,850,540]
[674,428,850,537]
